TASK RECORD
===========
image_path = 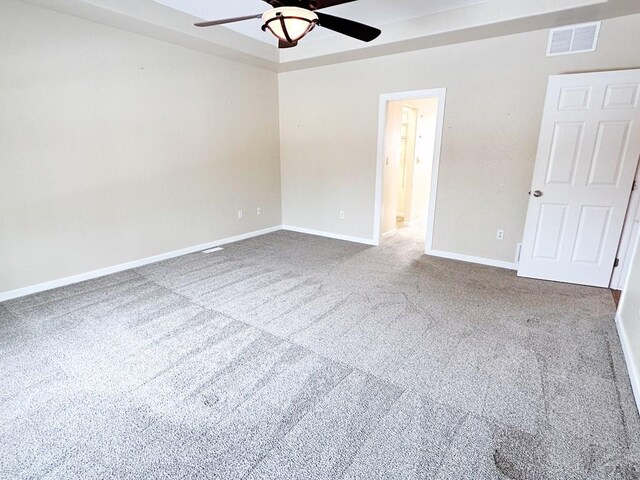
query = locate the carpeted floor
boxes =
[1,228,639,479]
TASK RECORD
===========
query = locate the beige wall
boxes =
[279,14,640,263]
[0,0,281,293]
[617,234,640,410]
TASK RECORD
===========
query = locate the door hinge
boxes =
[614,258,620,268]
[633,180,638,191]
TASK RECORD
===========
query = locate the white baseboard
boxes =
[0,226,282,303]
[616,313,640,415]
[426,248,518,271]
[1,225,519,302]
[282,225,376,246]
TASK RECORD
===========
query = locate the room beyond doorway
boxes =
[374,88,446,252]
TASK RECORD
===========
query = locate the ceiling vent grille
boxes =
[547,22,601,56]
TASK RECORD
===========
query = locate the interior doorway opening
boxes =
[395,105,419,231]
[374,89,446,251]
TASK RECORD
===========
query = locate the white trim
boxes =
[282,225,376,246]
[610,165,640,290]
[0,226,282,303]
[615,218,640,415]
[372,88,447,253]
[202,247,224,254]
[515,242,523,264]
[615,313,640,414]
[426,91,446,253]
[426,248,518,270]
[382,229,397,238]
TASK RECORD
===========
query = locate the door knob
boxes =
[533,190,543,198]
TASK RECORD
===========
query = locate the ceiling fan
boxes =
[194,0,382,49]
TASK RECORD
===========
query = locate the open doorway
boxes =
[374,88,446,251]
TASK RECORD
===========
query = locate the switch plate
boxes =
[496,230,504,240]
[257,207,262,216]
[237,210,243,220]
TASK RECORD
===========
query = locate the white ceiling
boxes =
[152,0,489,45]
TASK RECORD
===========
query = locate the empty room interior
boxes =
[3,0,640,478]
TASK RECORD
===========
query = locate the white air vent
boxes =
[547,22,601,56]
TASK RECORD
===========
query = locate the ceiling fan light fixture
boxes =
[262,7,318,44]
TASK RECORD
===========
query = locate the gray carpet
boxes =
[1,227,639,479]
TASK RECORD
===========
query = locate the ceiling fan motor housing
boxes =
[262,7,318,44]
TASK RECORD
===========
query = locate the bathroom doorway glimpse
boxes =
[374,88,446,253]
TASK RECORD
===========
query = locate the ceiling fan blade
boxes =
[262,0,356,8]
[194,14,262,27]
[315,12,381,42]
[310,0,358,10]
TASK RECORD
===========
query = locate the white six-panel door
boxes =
[518,69,640,287]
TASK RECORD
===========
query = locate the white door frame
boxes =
[373,88,447,248]
[611,164,640,289]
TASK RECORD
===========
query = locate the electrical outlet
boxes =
[237,210,243,220]
[257,207,262,216]
[496,229,504,240]
[340,210,345,220]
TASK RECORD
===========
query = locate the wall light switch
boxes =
[496,230,504,240]
[237,210,243,220]
[257,207,262,216]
